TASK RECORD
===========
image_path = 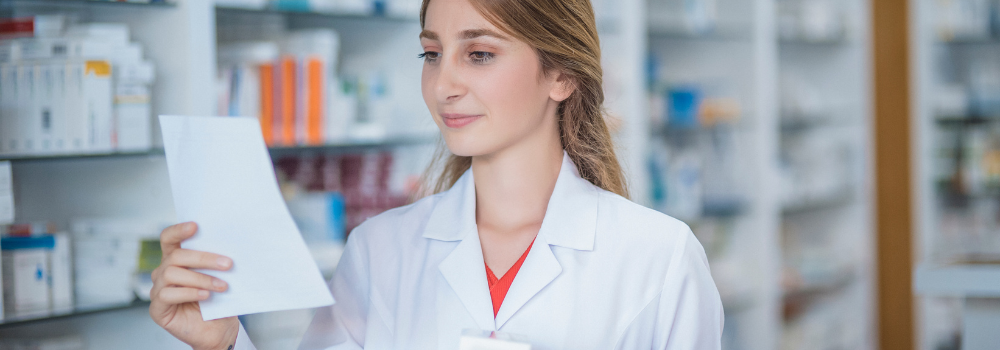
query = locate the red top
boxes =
[485,239,535,318]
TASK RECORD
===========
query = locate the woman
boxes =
[149,0,723,348]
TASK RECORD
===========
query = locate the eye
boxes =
[418,51,440,63]
[469,51,494,64]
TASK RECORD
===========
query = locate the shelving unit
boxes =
[912,1,1000,349]
[645,1,780,349]
[775,1,874,349]
[0,300,148,329]
[644,0,875,349]
[0,1,438,348]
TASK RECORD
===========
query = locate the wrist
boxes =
[195,320,240,350]
[219,321,241,350]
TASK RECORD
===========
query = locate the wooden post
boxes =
[872,0,914,348]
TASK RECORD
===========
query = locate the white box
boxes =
[72,237,137,307]
[0,63,14,155]
[0,161,12,226]
[48,63,68,153]
[19,38,54,61]
[1,236,54,319]
[66,23,130,47]
[115,83,152,151]
[68,39,114,60]
[13,63,31,154]
[50,233,73,313]
[83,60,113,152]
[0,41,20,63]
[114,61,154,151]
[70,218,160,307]
[65,62,89,152]
[34,63,56,154]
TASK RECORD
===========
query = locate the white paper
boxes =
[0,161,13,225]
[159,115,334,321]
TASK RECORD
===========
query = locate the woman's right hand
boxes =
[149,222,240,350]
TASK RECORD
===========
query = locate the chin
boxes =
[440,130,499,158]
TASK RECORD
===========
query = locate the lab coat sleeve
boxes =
[656,226,724,350]
[297,233,371,350]
[234,322,258,350]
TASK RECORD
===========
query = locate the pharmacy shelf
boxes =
[936,36,1000,46]
[782,269,857,320]
[934,115,1000,127]
[782,192,854,215]
[0,300,149,329]
[214,4,415,21]
[646,1,783,349]
[267,134,438,155]
[0,150,164,163]
[779,116,851,132]
[0,0,175,9]
[651,121,755,137]
[774,1,874,349]
[647,27,752,41]
[915,263,1000,297]
[1,135,437,162]
[778,36,851,46]
[701,199,749,218]
[783,269,857,301]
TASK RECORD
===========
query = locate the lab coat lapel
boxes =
[438,229,497,331]
[494,153,600,328]
[493,234,562,328]
[426,169,497,331]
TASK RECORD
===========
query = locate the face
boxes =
[420,0,573,157]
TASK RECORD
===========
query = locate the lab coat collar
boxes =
[428,152,601,330]
[422,152,600,251]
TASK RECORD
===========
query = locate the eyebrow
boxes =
[419,30,438,40]
[418,29,510,41]
[461,29,509,41]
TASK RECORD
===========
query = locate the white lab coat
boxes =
[235,153,723,350]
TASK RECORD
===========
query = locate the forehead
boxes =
[422,0,502,37]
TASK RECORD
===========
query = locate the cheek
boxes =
[421,67,435,110]
[470,60,549,127]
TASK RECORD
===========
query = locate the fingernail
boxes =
[184,222,196,233]
[213,278,227,290]
[198,290,210,298]
[217,257,232,269]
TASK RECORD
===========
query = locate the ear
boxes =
[549,72,575,102]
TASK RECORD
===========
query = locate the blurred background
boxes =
[0,0,994,349]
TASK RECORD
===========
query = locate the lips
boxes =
[441,113,482,128]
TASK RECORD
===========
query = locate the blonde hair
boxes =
[420,0,629,199]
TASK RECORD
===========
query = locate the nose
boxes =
[435,56,466,104]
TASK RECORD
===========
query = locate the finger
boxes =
[161,266,228,292]
[160,222,197,256]
[165,249,233,271]
[157,286,211,305]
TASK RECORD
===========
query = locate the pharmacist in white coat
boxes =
[149,0,723,348]
[237,153,724,350]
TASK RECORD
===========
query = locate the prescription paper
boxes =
[0,161,13,225]
[159,115,334,321]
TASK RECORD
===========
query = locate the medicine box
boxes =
[1,235,54,319]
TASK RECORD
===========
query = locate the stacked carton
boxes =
[0,16,155,158]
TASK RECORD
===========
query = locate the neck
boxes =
[472,117,563,236]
